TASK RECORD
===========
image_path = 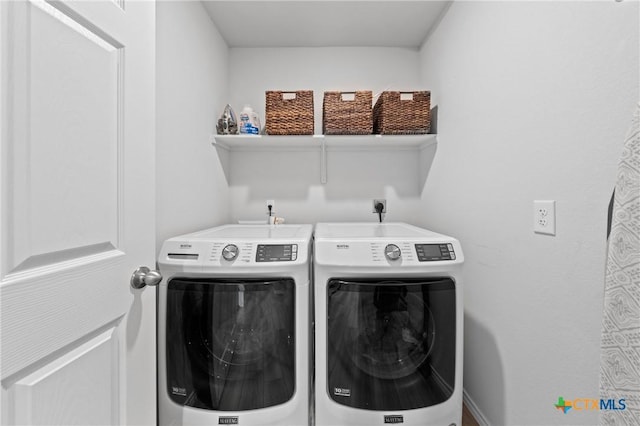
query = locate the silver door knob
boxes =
[384,244,401,260]
[130,266,163,289]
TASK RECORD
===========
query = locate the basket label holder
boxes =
[340,92,356,101]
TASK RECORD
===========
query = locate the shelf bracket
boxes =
[320,138,327,184]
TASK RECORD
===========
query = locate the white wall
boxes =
[227,47,427,224]
[156,1,230,253]
[419,1,639,425]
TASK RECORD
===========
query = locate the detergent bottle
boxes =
[239,105,261,135]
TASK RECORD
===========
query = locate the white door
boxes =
[0,1,156,425]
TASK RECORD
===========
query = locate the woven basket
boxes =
[322,91,373,135]
[373,91,431,135]
[265,91,314,135]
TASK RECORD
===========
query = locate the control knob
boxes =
[222,244,239,261]
[384,244,401,261]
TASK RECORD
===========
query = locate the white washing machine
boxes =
[313,222,464,426]
[157,224,313,426]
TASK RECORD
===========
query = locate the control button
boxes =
[384,244,401,261]
[292,245,298,252]
[447,243,454,251]
[292,253,297,261]
[222,244,239,261]
[449,252,456,260]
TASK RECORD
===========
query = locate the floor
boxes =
[462,402,480,426]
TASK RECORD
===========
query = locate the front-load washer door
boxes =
[326,278,456,410]
[165,277,295,411]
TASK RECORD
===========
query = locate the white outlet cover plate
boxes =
[534,200,556,235]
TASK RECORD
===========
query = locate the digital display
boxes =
[415,244,455,262]
[256,244,297,262]
[419,245,441,257]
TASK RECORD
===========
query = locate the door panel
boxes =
[9,0,121,271]
[12,328,119,426]
[0,1,155,425]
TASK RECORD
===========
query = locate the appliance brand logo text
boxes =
[336,244,350,249]
[218,417,239,425]
[171,386,186,396]
[334,387,351,397]
[384,415,404,424]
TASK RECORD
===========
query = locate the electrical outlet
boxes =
[534,200,556,235]
[266,199,275,214]
[372,199,387,213]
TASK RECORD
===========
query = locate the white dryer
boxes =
[313,222,464,426]
[157,224,313,426]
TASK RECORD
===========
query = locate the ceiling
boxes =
[201,1,452,48]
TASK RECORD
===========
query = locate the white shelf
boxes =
[211,134,438,185]
[211,134,437,151]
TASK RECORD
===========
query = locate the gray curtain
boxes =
[600,104,640,425]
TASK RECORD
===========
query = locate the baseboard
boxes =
[463,388,491,426]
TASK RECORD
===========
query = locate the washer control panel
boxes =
[256,244,298,262]
[415,243,456,261]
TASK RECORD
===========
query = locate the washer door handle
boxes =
[130,266,163,289]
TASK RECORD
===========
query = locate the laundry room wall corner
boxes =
[156,1,231,255]
[418,1,639,425]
